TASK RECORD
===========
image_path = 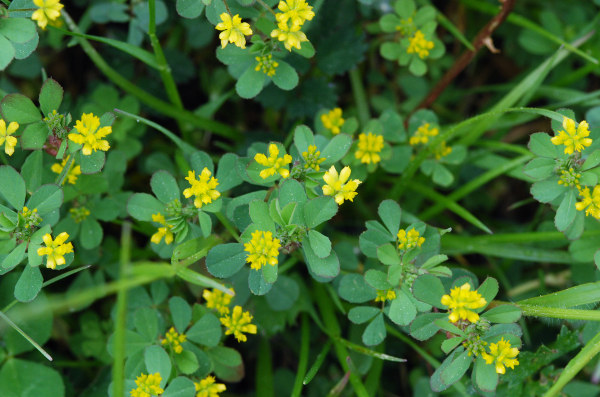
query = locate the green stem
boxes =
[517,303,600,321]
[291,314,310,397]
[112,222,131,397]
[256,337,274,397]
[255,0,278,17]
[61,11,239,140]
[0,310,53,361]
[54,155,75,186]
[313,282,370,397]
[543,331,600,397]
[349,68,370,126]
[215,212,241,243]
[364,342,384,396]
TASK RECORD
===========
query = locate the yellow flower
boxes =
[0,119,19,156]
[409,123,438,146]
[68,113,112,156]
[203,288,233,315]
[321,108,345,135]
[244,230,281,270]
[322,166,361,205]
[254,143,293,179]
[69,207,90,223]
[302,145,326,171]
[375,289,396,302]
[275,0,315,28]
[150,213,174,245]
[130,373,164,397]
[161,327,187,354]
[31,0,64,30]
[255,54,279,77]
[440,283,487,323]
[558,167,581,187]
[355,132,384,164]
[271,21,308,51]
[220,305,257,343]
[551,117,592,155]
[194,375,226,397]
[51,155,82,185]
[183,168,221,208]
[481,338,520,374]
[37,232,74,270]
[396,17,414,36]
[433,141,452,160]
[576,185,600,219]
[215,13,252,49]
[397,228,425,250]
[407,30,434,59]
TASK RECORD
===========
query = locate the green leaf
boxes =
[77,150,106,174]
[583,150,600,171]
[279,178,308,207]
[555,189,577,232]
[134,307,159,341]
[362,313,386,346]
[337,274,377,303]
[0,35,14,71]
[0,18,36,44]
[2,241,26,270]
[14,265,42,302]
[248,267,273,295]
[303,196,338,228]
[364,269,393,291]
[187,313,222,347]
[377,243,400,266]
[162,376,196,397]
[0,358,64,397]
[21,151,43,192]
[249,200,275,232]
[477,277,499,310]
[412,274,446,308]
[302,242,339,280]
[359,228,394,258]
[482,304,522,324]
[0,166,26,209]
[441,337,464,354]
[174,350,200,375]
[262,261,278,284]
[205,243,247,278]
[293,125,314,154]
[176,0,205,18]
[169,296,192,333]
[321,134,353,165]
[440,350,472,388]
[523,157,555,180]
[80,218,103,249]
[292,40,315,58]
[378,199,401,236]
[409,312,446,341]
[38,78,63,115]
[151,170,180,204]
[236,67,266,99]
[265,275,299,311]
[127,193,164,222]
[474,356,499,392]
[528,132,558,158]
[27,184,63,215]
[348,306,380,324]
[0,93,41,124]
[20,121,48,150]
[272,60,299,90]
[144,346,171,387]
[216,153,243,191]
[530,178,565,203]
[307,230,331,259]
[387,289,416,326]
[420,254,449,270]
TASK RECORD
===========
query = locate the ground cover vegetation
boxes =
[1,0,600,396]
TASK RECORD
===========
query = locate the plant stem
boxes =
[349,67,370,126]
[0,310,53,361]
[256,337,274,397]
[255,0,277,17]
[517,304,600,321]
[215,212,241,243]
[54,155,75,186]
[291,314,310,397]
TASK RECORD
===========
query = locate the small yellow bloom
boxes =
[355,132,384,164]
[440,283,487,323]
[51,155,82,185]
[69,207,90,223]
[254,143,293,179]
[244,230,281,270]
[397,228,425,250]
[130,373,164,397]
[203,288,233,315]
[32,0,64,30]
[275,0,315,28]
[433,141,452,160]
[215,13,252,49]
[409,123,438,146]
[407,30,434,59]
[37,232,74,270]
[194,375,226,397]
[558,167,581,187]
[255,54,279,77]
[375,289,396,302]
[396,17,414,36]
[220,305,257,343]
[302,145,326,171]
[0,119,19,156]
[551,117,592,155]
[183,168,221,208]
[481,338,520,374]
[151,213,174,245]
[321,108,345,135]
[322,166,361,205]
[68,113,112,156]
[161,327,187,354]
[271,21,308,51]
[576,185,600,219]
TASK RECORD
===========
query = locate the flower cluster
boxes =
[302,145,326,171]
[407,30,435,59]
[0,119,19,156]
[203,288,233,315]
[183,168,221,209]
[375,289,397,302]
[321,108,345,135]
[482,338,520,374]
[32,0,64,30]
[215,13,252,49]
[254,143,293,179]
[37,232,74,270]
[15,207,42,241]
[558,167,581,187]
[440,283,487,323]
[69,207,90,223]
[355,133,384,164]
[255,54,279,77]
[194,375,226,397]
[244,230,281,270]
[51,156,82,185]
[322,166,361,205]
[219,305,257,343]
[551,117,592,155]
[410,123,438,146]
[433,141,452,160]
[576,185,600,219]
[397,228,425,250]
[150,213,174,245]
[130,373,163,397]
[161,327,187,354]
[68,113,112,156]
[271,0,315,51]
